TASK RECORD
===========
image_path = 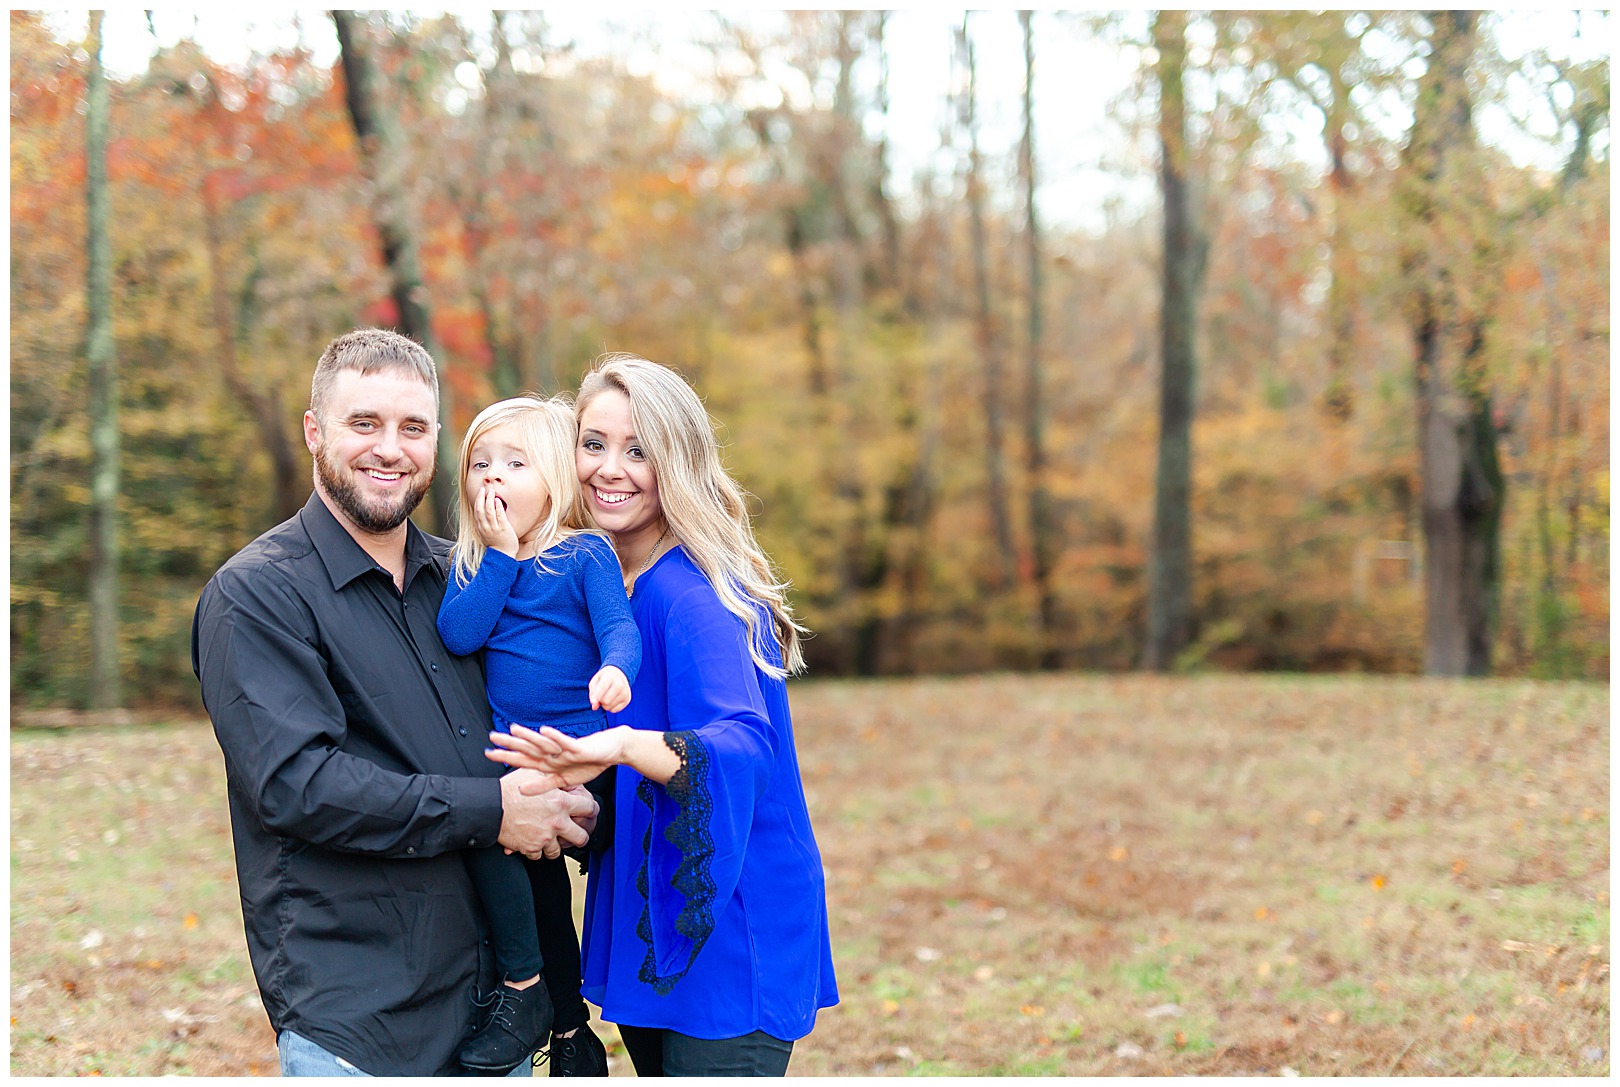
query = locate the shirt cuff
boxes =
[452,775,506,850]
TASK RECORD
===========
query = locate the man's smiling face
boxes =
[305,368,438,536]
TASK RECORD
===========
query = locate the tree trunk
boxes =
[830,12,882,674]
[960,17,1019,590]
[1321,69,1358,422]
[1145,9,1204,672]
[869,12,909,311]
[1526,68,1602,671]
[332,10,455,534]
[1400,10,1499,676]
[1019,10,1059,667]
[894,203,951,673]
[888,31,961,675]
[188,72,304,525]
[200,184,304,524]
[787,209,830,397]
[85,11,121,709]
[453,14,520,400]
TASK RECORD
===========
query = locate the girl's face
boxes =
[467,422,551,550]
[575,388,664,546]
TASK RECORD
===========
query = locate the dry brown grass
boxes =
[10,674,1609,1076]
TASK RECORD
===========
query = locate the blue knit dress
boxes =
[437,533,641,736]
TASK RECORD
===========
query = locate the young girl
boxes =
[437,395,639,1074]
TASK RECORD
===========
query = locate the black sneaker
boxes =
[458,981,556,1073]
[546,1024,609,1077]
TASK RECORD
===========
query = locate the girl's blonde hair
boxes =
[576,354,808,677]
[452,396,591,587]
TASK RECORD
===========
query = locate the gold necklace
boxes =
[627,527,669,597]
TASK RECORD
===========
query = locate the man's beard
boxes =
[314,438,434,534]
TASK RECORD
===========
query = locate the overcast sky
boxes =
[41,7,1609,234]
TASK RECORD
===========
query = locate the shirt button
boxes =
[468,838,478,847]
[406,846,416,854]
[459,727,468,737]
[430,662,439,673]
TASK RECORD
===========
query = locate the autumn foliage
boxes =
[8,11,1609,709]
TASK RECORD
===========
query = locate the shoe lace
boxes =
[477,987,520,1032]
[535,1035,587,1074]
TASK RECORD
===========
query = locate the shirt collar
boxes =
[299,491,438,593]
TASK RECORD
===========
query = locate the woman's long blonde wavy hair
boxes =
[452,396,593,587]
[576,355,807,677]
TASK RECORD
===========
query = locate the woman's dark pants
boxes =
[617,1025,794,1077]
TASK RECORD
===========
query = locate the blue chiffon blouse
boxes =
[580,546,839,1040]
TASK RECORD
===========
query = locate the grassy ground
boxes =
[9,674,1610,1076]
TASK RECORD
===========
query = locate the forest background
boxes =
[8,8,1611,713]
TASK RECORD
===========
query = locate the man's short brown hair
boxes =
[309,329,439,419]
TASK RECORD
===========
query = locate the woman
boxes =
[487,355,838,1076]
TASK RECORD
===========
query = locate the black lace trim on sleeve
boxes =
[632,730,717,995]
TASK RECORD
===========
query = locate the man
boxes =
[193,329,596,1076]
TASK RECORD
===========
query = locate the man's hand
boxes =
[497,769,598,860]
[588,665,631,712]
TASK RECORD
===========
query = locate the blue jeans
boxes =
[277,1029,533,1077]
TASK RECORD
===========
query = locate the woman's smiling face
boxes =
[576,388,663,544]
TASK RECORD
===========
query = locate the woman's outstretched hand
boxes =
[488,724,625,790]
[488,722,685,788]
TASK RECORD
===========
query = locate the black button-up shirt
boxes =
[192,493,507,1076]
